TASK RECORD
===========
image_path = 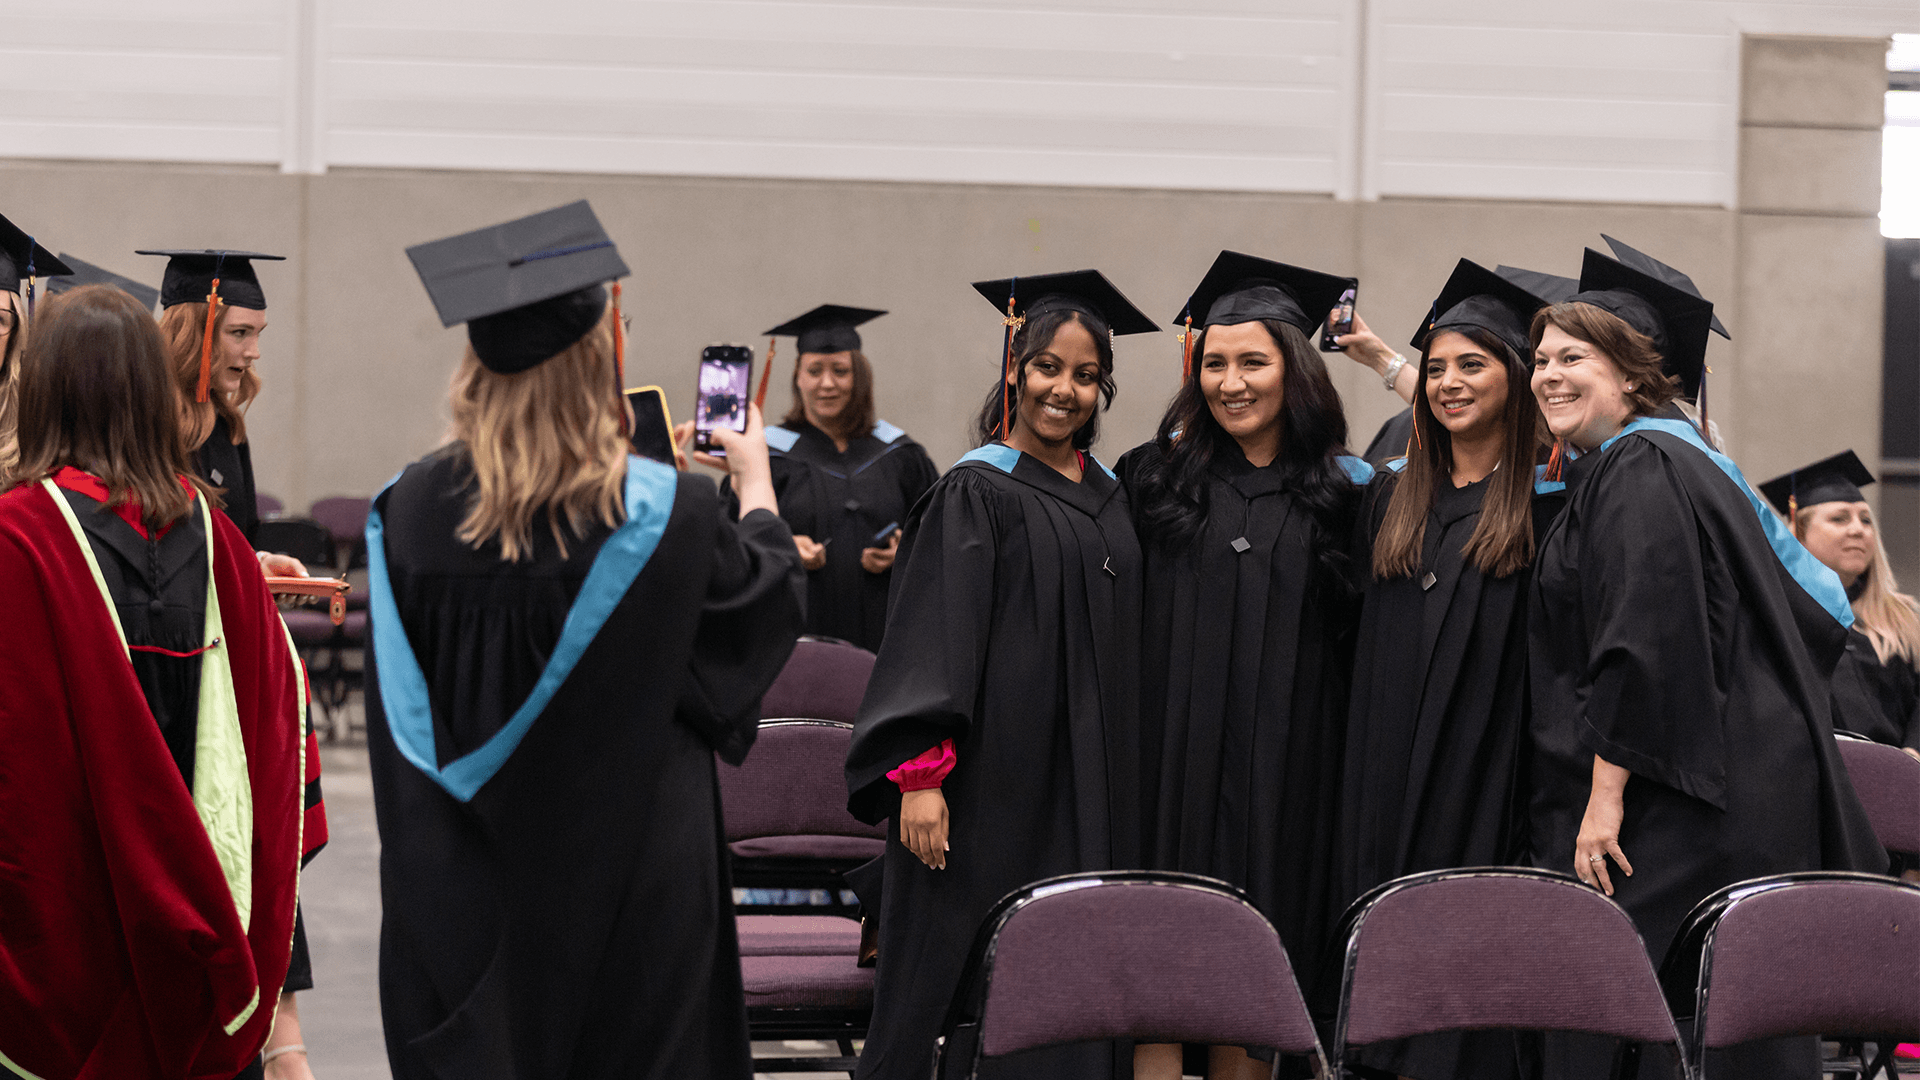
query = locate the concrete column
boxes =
[1733,34,1889,484]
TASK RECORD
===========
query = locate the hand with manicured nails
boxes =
[899,788,949,870]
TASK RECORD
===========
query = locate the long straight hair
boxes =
[13,285,205,529]
[1373,326,1541,580]
[781,349,877,440]
[1793,506,1920,665]
[446,306,628,563]
[1131,318,1356,587]
[972,306,1116,451]
[0,291,24,475]
[160,301,262,450]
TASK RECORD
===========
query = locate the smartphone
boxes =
[1320,285,1357,352]
[693,344,754,457]
[870,521,900,547]
[625,386,677,465]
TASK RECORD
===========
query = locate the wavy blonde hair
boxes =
[1794,505,1920,665]
[0,291,23,476]
[160,301,262,450]
[447,306,628,562]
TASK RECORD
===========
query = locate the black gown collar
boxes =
[1207,442,1288,499]
[959,442,1120,519]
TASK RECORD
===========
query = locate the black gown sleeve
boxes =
[844,470,1001,824]
[1575,438,1730,808]
[894,444,940,516]
[678,505,806,765]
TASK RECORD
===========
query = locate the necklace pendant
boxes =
[1230,536,1251,553]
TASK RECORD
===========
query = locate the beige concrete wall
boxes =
[0,31,1886,509]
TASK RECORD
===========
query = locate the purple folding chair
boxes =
[255,492,286,518]
[1836,734,1920,858]
[1328,868,1687,1080]
[308,495,371,572]
[758,636,876,725]
[936,872,1325,1080]
[1662,873,1920,1080]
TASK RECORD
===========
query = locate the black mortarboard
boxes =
[1412,258,1553,363]
[136,249,283,310]
[405,200,630,374]
[1173,250,1354,336]
[48,254,160,312]
[970,269,1158,336]
[1758,450,1876,517]
[1602,235,1730,340]
[1494,264,1580,305]
[1570,247,1717,398]
[0,214,72,296]
[764,304,887,355]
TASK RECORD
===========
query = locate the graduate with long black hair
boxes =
[845,270,1155,1080]
[1119,251,1368,1080]
[1527,242,1884,1078]
[1333,260,1561,1080]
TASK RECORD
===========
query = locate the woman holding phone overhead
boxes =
[1119,251,1368,1080]
[1527,243,1882,1079]
[845,270,1154,1080]
[737,305,939,652]
[367,202,804,1080]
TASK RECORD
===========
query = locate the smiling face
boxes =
[1799,500,1876,586]
[212,305,266,398]
[1532,322,1635,450]
[796,350,855,429]
[1008,317,1101,449]
[1425,330,1510,442]
[1199,320,1286,462]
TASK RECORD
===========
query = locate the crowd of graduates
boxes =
[0,198,1913,1080]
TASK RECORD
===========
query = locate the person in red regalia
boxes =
[0,284,308,1080]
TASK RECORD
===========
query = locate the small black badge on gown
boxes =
[1102,556,1115,577]
[1421,571,1437,590]
[1230,536,1251,553]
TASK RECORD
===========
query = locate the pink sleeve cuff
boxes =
[887,739,956,792]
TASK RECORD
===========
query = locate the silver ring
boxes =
[1588,855,1604,863]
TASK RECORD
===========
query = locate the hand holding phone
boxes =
[1320,285,1357,352]
[625,386,679,466]
[693,345,755,458]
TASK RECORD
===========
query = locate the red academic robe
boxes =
[0,480,306,1080]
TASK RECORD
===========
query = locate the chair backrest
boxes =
[717,720,885,843]
[758,637,876,724]
[308,496,371,565]
[1835,734,1920,856]
[1693,873,1920,1054]
[946,873,1322,1070]
[1335,870,1683,1061]
[255,517,336,568]
[256,492,286,517]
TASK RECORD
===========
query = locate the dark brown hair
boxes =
[781,348,878,440]
[14,285,206,530]
[160,300,261,449]
[1528,301,1679,417]
[1373,326,1542,581]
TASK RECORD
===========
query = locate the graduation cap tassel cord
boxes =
[22,239,34,319]
[196,278,223,404]
[754,336,774,412]
[1545,438,1566,484]
[1180,314,1195,381]
[999,285,1019,439]
[612,282,630,438]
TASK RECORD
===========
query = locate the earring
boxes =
[1625,383,1635,391]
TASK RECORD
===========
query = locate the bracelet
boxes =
[262,1044,307,1066]
[1380,353,1409,391]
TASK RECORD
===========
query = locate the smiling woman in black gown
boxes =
[845,269,1155,1080]
[1119,251,1369,1080]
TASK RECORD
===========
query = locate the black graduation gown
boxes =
[194,414,258,546]
[845,444,1141,1080]
[1831,627,1920,750]
[1362,407,1415,466]
[1116,441,1362,992]
[731,420,939,652]
[365,447,805,1080]
[1529,420,1885,1079]
[1336,469,1562,1080]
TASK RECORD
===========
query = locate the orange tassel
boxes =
[755,335,775,411]
[998,293,1021,439]
[612,282,631,438]
[196,280,222,403]
[1545,438,1566,483]
[1181,315,1196,381]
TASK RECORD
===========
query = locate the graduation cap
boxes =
[1173,250,1354,337]
[0,214,73,313]
[47,254,160,312]
[1570,247,1718,400]
[1494,264,1580,305]
[970,269,1156,438]
[1411,258,1554,363]
[763,304,886,356]
[136,249,283,310]
[406,200,630,375]
[1602,235,1730,341]
[1758,449,1875,518]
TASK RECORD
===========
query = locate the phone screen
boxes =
[694,345,754,457]
[625,386,676,465]
[1320,285,1357,352]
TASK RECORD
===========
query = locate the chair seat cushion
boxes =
[737,915,862,957]
[731,835,886,861]
[742,953,875,1010]
[280,609,339,646]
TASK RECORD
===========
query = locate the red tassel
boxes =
[196,280,222,403]
[1180,315,1195,382]
[1545,438,1566,483]
[611,282,630,437]
[998,293,1020,439]
[755,335,775,411]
